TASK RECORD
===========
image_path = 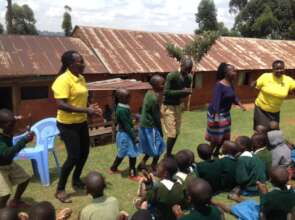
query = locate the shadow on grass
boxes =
[29,167,60,184]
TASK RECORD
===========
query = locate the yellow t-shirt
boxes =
[51,69,88,124]
[255,73,295,113]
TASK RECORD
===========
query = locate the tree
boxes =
[229,0,248,13]
[0,23,3,34]
[5,3,38,35]
[195,0,218,34]
[62,5,72,36]
[233,0,295,39]
[7,0,12,33]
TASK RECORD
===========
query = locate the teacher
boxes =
[254,60,295,130]
[206,63,245,156]
[52,50,101,203]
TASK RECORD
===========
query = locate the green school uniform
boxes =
[140,90,162,132]
[179,205,222,220]
[219,155,237,191]
[196,160,221,192]
[146,179,185,220]
[116,103,136,142]
[163,71,192,106]
[254,147,272,175]
[236,151,266,191]
[261,188,295,220]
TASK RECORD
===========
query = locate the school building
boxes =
[1,26,295,128]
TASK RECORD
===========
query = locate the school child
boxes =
[80,171,120,220]
[252,133,272,175]
[195,143,221,192]
[267,128,291,167]
[0,109,34,208]
[174,178,224,220]
[109,89,140,180]
[138,75,165,171]
[144,158,185,220]
[219,141,239,191]
[259,166,295,220]
[234,136,267,195]
[254,125,268,135]
[183,149,197,172]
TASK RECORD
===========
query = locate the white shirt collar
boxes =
[254,147,266,154]
[161,179,175,191]
[118,103,130,109]
[175,172,188,182]
[240,151,253,157]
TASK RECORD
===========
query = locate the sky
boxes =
[0,0,235,34]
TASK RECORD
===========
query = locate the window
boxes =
[238,72,251,86]
[194,73,203,89]
[21,86,49,100]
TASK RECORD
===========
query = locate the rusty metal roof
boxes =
[197,37,295,72]
[0,34,107,78]
[88,78,151,91]
[73,26,194,74]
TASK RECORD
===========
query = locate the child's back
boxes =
[196,160,221,192]
[236,152,266,192]
[219,156,237,191]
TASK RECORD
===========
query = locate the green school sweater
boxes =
[116,103,136,143]
[140,90,162,133]
[163,71,192,105]
[261,188,295,220]
[196,160,221,192]
[219,156,237,191]
[0,132,27,166]
[254,147,272,175]
[146,179,185,220]
[179,205,222,220]
[236,152,266,191]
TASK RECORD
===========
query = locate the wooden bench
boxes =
[88,121,114,147]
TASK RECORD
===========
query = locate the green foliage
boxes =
[166,31,219,63]
[229,0,248,13]
[195,0,218,34]
[233,0,295,39]
[62,5,72,36]
[0,23,3,34]
[5,3,38,35]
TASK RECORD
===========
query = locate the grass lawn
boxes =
[17,99,295,219]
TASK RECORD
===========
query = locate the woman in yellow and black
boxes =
[52,50,101,203]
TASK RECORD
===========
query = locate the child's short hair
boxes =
[183,149,195,165]
[131,210,153,220]
[158,158,178,178]
[269,121,280,131]
[222,141,239,156]
[188,178,212,207]
[175,150,191,173]
[197,143,213,160]
[0,208,19,220]
[270,166,289,189]
[85,171,106,197]
[251,133,267,149]
[235,136,252,152]
[255,125,268,134]
[28,201,56,220]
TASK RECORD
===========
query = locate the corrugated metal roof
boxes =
[197,37,295,72]
[0,34,107,78]
[87,78,151,91]
[73,26,194,74]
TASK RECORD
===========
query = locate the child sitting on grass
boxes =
[0,109,34,209]
[143,158,185,220]
[80,171,120,220]
[173,178,225,220]
[252,133,272,176]
[195,143,221,193]
[219,141,239,191]
[234,136,266,196]
[109,89,140,180]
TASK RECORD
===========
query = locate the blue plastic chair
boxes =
[13,118,61,186]
[291,149,295,163]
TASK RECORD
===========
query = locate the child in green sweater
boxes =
[234,136,266,196]
[195,143,221,193]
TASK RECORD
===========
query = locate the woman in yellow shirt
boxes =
[254,60,295,129]
[52,50,101,203]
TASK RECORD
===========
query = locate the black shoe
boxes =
[72,180,85,190]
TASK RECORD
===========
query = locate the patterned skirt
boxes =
[205,111,231,145]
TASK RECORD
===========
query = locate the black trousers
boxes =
[57,122,90,191]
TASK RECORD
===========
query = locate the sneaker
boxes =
[7,199,31,209]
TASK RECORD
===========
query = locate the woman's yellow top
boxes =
[51,69,88,124]
[255,73,295,113]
